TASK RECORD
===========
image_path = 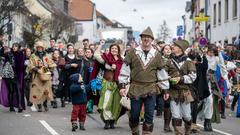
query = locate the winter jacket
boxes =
[70,74,90,104]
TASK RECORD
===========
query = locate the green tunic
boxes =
[168,59,196,103]
[98,79,122,122]
[124,49,164,98]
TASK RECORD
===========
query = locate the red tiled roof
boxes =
[96,10,113,25]
[69,0,95,21]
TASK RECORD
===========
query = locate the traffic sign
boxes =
[199,37,208,46]
[194,13,209,22]
[177,25,183,36]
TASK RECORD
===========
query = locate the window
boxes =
[225,0,229,21]
[218,1,221,23]
[64,0,69,13]
[213,4,217,25]
[233,0,237,18]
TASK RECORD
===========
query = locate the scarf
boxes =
[36,51,44,61]
[101,53,123,82]
[172,54,188,63]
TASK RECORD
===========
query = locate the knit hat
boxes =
[173,40,189,52]
[140,27,154,39]
[35,41,46,49]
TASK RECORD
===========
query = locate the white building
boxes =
[210,0,240,44]
[69,0,98,43]
[184,1,195,43]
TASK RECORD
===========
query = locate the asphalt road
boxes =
[0,103,238,135]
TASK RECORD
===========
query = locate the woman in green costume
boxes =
[91,43,123,129]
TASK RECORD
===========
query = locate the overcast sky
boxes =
[92,0,189,39]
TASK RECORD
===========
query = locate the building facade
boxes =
[210,0,240,44]
[69,0,98,43]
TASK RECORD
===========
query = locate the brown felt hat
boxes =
[140,27,154,39]
[35,41,46,49]
[173,40,189,52]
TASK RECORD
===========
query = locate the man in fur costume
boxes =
[27,41,56,112]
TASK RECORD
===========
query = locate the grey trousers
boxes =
[198,94,213,120]
[170,100,191,121]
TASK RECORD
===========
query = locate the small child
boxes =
[70,74,90,131]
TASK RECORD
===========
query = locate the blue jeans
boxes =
[130,95,156,124]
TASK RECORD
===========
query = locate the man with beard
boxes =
[118,27,169,135]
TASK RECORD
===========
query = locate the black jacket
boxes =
[193,55,210,100]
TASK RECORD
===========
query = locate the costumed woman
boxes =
[91,43,123,129]
[27,41,56,112]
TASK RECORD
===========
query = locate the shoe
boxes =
[191,123,200,133]
[72,122,78,132]
[51,101,54,107]
[37,105,42,112]
[18,109,23,113]
[9,107,15,112]
[53,102,58,109]
[163,108,172,132]
[27,101,33,107]
[44,106,48,112]
[104,120,110,130]
[110,120,115,129]
[79,122,86,131]
[204,119,213,132]
[140,118,144,125]
[61,100,65,107]
[221,114,226,119]
[156,111,162,118]
[231,104,235,111]
[43,101,48,112]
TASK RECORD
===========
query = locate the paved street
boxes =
[0,104,238,135]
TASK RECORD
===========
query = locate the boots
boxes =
[142,123,153,135]
[109,120,115,129]
[204,119,213,132]
[172,119,183,135]
[27,101,33,107]
[61,99,65,107]
[183,119,191,135]
[79,122,86,130]
[43,101,48,112]
[156,110,162,118]
[191,123,200,133]
[9,107,15,112]
[18,108,23,113]
[104,120,110,130]
[164,108,172,132]
[37,104,42,112]
[51,100,58,109]
[72,122,78,132]
[130,122,139,135]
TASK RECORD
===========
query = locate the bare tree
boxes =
[44,13,74,42]
[0,0,25,35]
[157,20,172,42]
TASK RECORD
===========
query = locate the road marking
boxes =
[39,120,59,135]
[23,114,31,117]
[197,124,233,135]
[31,105,37,112]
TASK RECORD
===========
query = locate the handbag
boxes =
[120,84,131,110]
[38,71,51,82]
[1,61,14,79]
